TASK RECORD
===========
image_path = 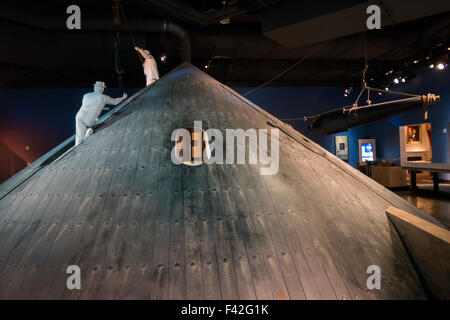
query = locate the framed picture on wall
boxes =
[406,125,421,144]
[334,135,349,161]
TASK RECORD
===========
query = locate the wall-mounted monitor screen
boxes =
[361,143,374,161]
[358,139,376,163]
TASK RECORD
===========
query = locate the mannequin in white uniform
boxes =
[134,46,160,86]
[75,81,127,146]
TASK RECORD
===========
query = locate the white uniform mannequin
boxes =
[135,46,160,86]
[75,81,127,146]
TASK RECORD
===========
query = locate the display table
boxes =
[401,162,450,192]
[371,166,407,188]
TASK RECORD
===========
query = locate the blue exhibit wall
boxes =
[233,66,450,180]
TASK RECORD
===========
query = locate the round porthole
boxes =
[173,126,211,166]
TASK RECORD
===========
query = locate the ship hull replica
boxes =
[0,63,447,299]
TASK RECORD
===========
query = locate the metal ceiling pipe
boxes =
[162,21,191,62]
[0,3,191,62]
[308,95,440,135]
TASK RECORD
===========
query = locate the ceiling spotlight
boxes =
[393,78,399,84]
[385,87,389,91]
[429,64,434,69]
[219,18,230,24]
[160,55,167,62]
[401,78,406,83]
[378,92,382,95]
[413,59,419,64]
[344,93,348,97]
[204,64,209,69]
[437,63,445,70]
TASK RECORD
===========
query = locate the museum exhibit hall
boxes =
[0,0,449,311]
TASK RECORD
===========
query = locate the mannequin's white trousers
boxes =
[75,113,94,146]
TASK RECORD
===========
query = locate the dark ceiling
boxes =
[0,0,449,88]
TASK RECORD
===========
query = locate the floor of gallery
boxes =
[394,181,450,228]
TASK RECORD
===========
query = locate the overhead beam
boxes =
[142,0,247,26]
[263,0,450,48]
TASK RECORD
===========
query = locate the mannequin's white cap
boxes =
[93,81,107,88]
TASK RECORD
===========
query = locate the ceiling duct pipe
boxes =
[162,21,191,62]
[308,94,440,135]
[0,4,191,62]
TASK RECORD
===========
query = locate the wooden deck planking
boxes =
[279,143,365,299]
[0,147,86,298]
[0,168,46,240]
[316,155,418,299]
[0,162,65,283]
[0,179,32,215]
[196,164,222,300]
[361,194,427,299]
[76,95,151,299]
[0,164,55,240]
[51,126,121,298]
[209,91,259,300]
[222,99,303,300]
[115,85,167,299]
[9,144,88,298]
[27,107,136,298]
[111,95,161,299]
[33,125,125,299]
[299,147,395,299]
[192,82,231,300]
[5,145,100,298]
[246,152,330,298]
[220,93,275,300]
[135,86,165,299]
[277,153,348,300]
[251,137,337,300]
[230,91,326,300]
[149,84,176,300]
[235,87,333,299]
[14,148,99,298]
[82,100,151,299]
[326,170,417,298]
[181,82,207,300]
[64,105,147,299]
[166,81,196,299]
[192,109,222,300]
[0,167,62,297]
[291,145,373,299]
[200,83,242,299]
